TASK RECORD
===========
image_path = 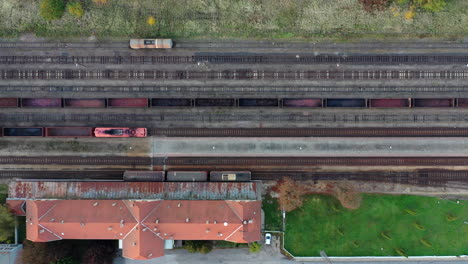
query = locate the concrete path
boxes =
[152,137,468,157]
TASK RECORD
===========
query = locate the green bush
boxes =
[248,242,262,253]
[336,228,344,236]
[199,243,213,254]
[446,213,458,222]
[40,0,66,21]
[420,238,432,248]
[67,2,84,18]
[404,208,417,216]
[380,231,392,240]
[395,248,408,258]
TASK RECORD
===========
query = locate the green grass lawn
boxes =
[263,195,282,231]
[285,194,468,257]
[0,0,467,40]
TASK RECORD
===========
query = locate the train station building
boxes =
[7,181,262,260]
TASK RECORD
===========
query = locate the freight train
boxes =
[123,171,252,182]
[0,97,467,108]
[1,127,147,137]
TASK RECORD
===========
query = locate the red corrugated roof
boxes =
[9,181,259,200]
[22,199,261,260]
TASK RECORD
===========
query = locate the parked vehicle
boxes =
[94,128,147,138]
[265,233,272,245]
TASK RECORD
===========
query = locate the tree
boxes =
[183,241,213,254]
[40,0,66,21]
[277,177,307,212]
[21,240,74,264]
[414,0,446,12]
[67,2,84,19]
[0,204,14,242]
[82,240,116,264]
[147,16,156,26]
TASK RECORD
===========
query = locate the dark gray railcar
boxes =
[166,171,208,182]
[123,171,165,182]
[209,171,251,181]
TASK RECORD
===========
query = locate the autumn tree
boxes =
[82,240,116,264]
[277,177,307,212]
[359,0,391,12]
[67,2,84,18]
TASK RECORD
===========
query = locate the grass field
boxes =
[0,0,467,40]
[263,195,282,231]
[285,194,468,257]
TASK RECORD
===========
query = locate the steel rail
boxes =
[1,69,468,80]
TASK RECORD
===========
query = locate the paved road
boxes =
[114,248,468,264]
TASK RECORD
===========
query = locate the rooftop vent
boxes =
[206,220,209,224]
[178,203,181,207]
[148,253,153,258]
[108,227,113,231]
[50,218,55,222]
[132,242,137,246]
[61,220,65,224]
[185,218,190,223]
[143,228,148,232]
[205,229,210,233]
[39,229,45,234]
[224,222,228,226]
[93,202,99,206]
[214,220,217,224]
[248,219,253,224]
[61,233,65,236]
[156,219,159,224]
[80,222,86,227]
[112,203,117,206]
[119,233,123,236]
[243,220,247,224]
[218,232,223,237]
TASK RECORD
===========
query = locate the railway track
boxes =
[250,170,468,187]
[0,170,122,180]
[1,55,468,65]
[0,156,151,165]
[1,85,468,95]
[160,157,468,166]
[1,41,468,50]
[1,169,466,189]
[3,112,468,124]
[1,69,468,80]
[151,127,468,137]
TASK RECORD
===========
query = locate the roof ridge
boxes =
[38,202,57,221]
[224,201,243,222]
[223,224,243,241]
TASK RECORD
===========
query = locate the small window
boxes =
[144,40,155,45]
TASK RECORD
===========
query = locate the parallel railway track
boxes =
[1,41,468,50]
[4,112,468,124]
[1,69,468,80]
[250,170,468,187]
[151,127,468,137]
[1,85,468,94]
[1,169,466,188]
[0,156,150,165]
[1,55,468,65]
[160,157,468,166]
